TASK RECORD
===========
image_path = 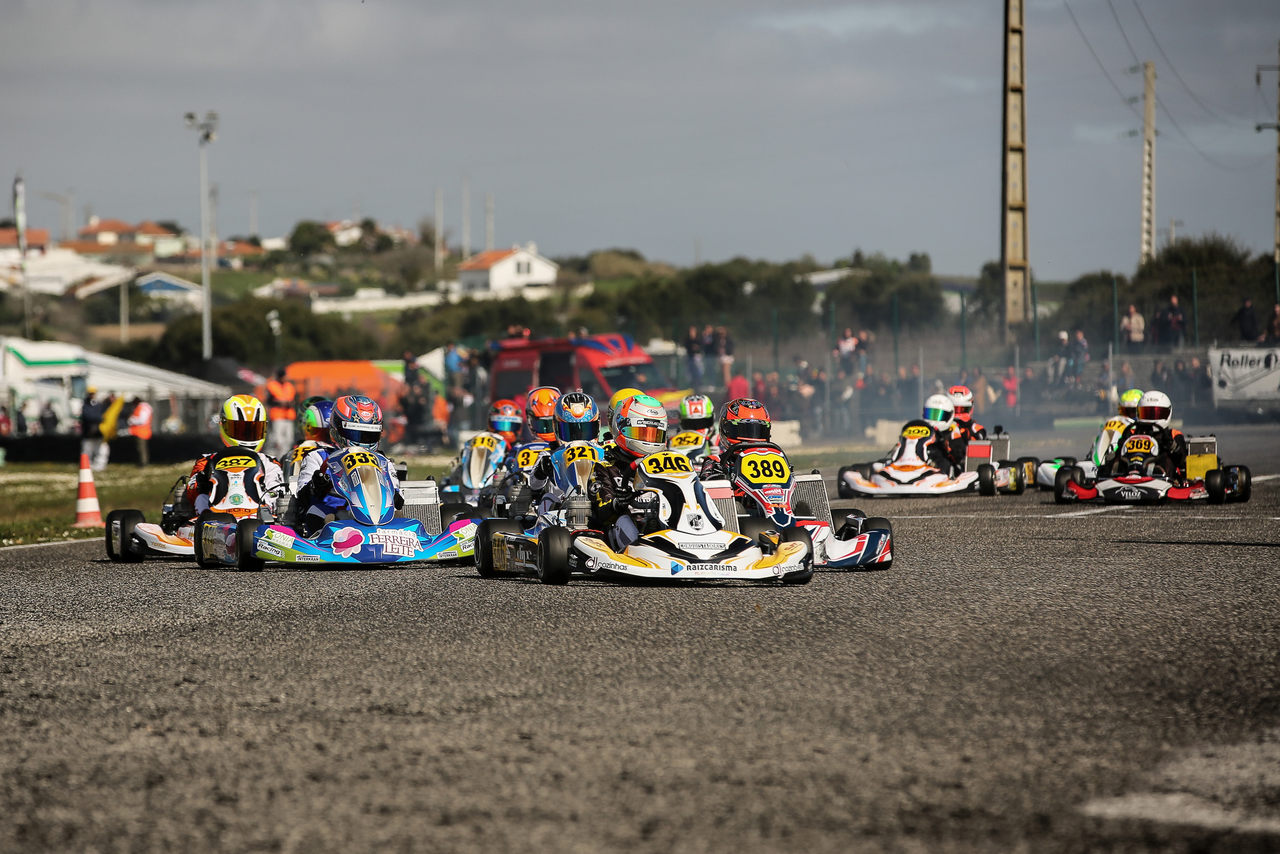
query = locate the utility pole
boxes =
[1000,0,1031,342]
[1140,61,1156,266]
[249,190,258,238]
[41,190,75,242]
[462,177,471,260]
[1166,218,1183,247]
[1257,42,1280,269]
[434,187,444,273]
[185,110,217,361]
[485,192,494,252]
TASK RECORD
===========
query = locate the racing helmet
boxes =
[300,398,334,443]
[488,399,523,445]
[947,385,975,422]
[219,394,267,451]
[612,394,668,458]
[1118,388,1143,420]
[1136,390,1172,429]
[329,394,383,450]
[606,387,645,428]
[719,398,771,447]
[554,391,600,443]
[923,393,955,432]
[525,386,561,442]
[678,393,716,433]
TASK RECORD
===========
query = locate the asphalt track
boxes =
[2,423,1279,853]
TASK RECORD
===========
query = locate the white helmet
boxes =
[922,393,955,431]
[1136,390,1172,429]
[612,393,669,458]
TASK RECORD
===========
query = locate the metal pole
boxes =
[1014,344,1021,418]
[199,141,211,361]
[1192,267,1200,348]
[917,345,924,407]
[771,309,779,374]
[960,292,967,371]
[892,292,900,372]
[1112,276,1120,355]
[120,280,128,344]
[1031,280,1040,360]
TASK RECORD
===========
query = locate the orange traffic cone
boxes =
[73,453,104,528]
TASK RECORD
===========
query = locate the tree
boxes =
[288,220,334,257]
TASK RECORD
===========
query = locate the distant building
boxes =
[134,272,202,310]
[457,242,558,297]
[0,227,51,254]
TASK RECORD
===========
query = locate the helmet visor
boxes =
[619,423,666,445]
[531,415,555,436]
[725,421,770,441]
[1137,405,1170,422]
[491,416,522,434]
[923,406,951,424]
[953,405,971,416]
[339,421,382,447]
[681,415,714,431]
[224,419,266,442]
[557,420,599,443]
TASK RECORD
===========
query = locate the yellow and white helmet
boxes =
[219,394,267,451]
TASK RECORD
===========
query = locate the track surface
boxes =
[3,424,1279,853]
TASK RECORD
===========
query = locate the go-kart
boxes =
[476,450,813,585]
[195,447,476,569]
[719,441,892,570]
[105,449,274,562]
[1053,433,1251,505]
[667,429,716,465]
[1035,416,1128,489]
[837,421,1026,498]
[441,431,510,511]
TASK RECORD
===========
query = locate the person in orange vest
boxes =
[126,396,154,467]
[264,368,297,459]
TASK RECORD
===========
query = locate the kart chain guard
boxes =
[792,473,834,526]
[398,479,443,536]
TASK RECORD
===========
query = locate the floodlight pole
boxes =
[187,111,218,361]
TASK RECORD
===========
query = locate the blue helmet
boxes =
[553,391,599,443]
[330,394,383,450]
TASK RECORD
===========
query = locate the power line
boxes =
[1130,0,1248,124]
[1105,0,1142,66]
[1062,0,1140,119]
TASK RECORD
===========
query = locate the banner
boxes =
[1209,347,1280,402]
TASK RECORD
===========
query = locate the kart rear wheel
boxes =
[1230,465,1252,503]
[104,509,124,561]
[1016,456,1038,488]
[440,502,479,524]
[836,467,855,499]
[1008,462,1026,495]
[977,464,997,496]
[114,509,145,562]
[1054,466,1082,504]
[1059,456,1077,467]
[236,519,264,572]
[475,518,522,578]
[1205,469,1226,504]
[537,526,572,585]
[194,511,235,567]
[779,526,813,584]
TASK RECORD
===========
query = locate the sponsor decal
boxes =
[265,529,295,549]
[370,528,420,557]
[677,542,715,551]
[1116,486,1144,500]
[230,494,243,505]
[671,560,732,575]
[258,543,284,558]
[294,554,322,563]
[332,526,365,558]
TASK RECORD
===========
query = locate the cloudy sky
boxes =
[2,0,1276,281]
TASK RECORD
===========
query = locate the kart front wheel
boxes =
[475,518,523,578]
[1054,466,1082,504]
[194,511,234,567]
[537,526,572,585]
[1230,465,1252,503]
[104,509,124,561]
[112,509,146,562]
[779,526,813,584]
[1205,469,1226,504]
[977,464,997,496]
[236,519,264,571]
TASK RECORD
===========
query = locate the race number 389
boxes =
[739,453,790,484]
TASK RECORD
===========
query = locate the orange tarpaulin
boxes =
[256,361,407,444]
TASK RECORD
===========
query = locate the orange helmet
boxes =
[948,385,974,422]
[719,398,771,446]
[525,386,561,442]
[488,399,523,445]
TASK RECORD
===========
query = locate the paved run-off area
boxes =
[2,425,1278,853]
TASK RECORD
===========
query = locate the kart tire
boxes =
[114,509,146,562]
[779,526,813,585]
[1205,469,1226,504]
[104,509,124,561]
[977,464,997,496]
[1017,456,1038,487]
[536,526,572,585]
[1060,456,1077,467]
[236,518,265,572]
[836,467,855,499]
[1054,466,1082,504]
[738,517,774,545]
[193,511,235,567]
[476,518,523,578]
[794,500,813,519]
[440,502,479,524]
[1009,462,1026,495]
[1231,465,1252,503]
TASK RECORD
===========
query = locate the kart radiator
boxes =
[793,473,835,526]
[703,479,740,533]
[399,479,443,536]
[1186,435,1218,482]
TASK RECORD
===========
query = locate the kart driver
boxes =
[677,393,718,441]
[284,398,334,480]
[487,399,524,449]
[183,394,285,516]
[1092,387,1143,469]
[601,387,644,445]
[697,398,773,483]
[295,394,402,537]
[879,394,965,477]
[587,393,667,552]
[523,386,561,444]
[527,391,600,505]
[1106,390,1187,479]
[947,385,987,444]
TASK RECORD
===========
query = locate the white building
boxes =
[456,242,558,297]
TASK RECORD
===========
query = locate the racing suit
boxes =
[183,448,285,517]
[1106,422,1188,479]
[950,418,987,445]
[882,419,965,476]
[586,445,649,552]
[295,446,402,537]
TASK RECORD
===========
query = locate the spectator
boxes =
[80,387,107,469]
[1165,295,1186,350]
[1118,361,1136,391]
[1020,366,1041,407]
[0,406,10,437]
[1170,359,1191,402]
[1048,331,1071,385]
[1094,360,1114,412]
[1150,359,1171,391]
[716,326,735,389]
[443,342,466,383]
[39,401,58,436]
[751,370,766,402]
[402,350,420,388]
[834,327,860,376]
[1265,302,1280,345]
[13,403,28,437]
[1120,304,1145,353]
[264,368,297,458]
[683,325,705,389]
[1068,329,1089,384]
[1188,357,1212,406]
[126,396,153,468]
[971,367,992,416]
[1002,366,1018,413]
[432,387,452,449]
[1231,298,1260,344]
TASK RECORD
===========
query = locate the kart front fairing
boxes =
[325,448,397,525]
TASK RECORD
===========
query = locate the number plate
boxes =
[738,451,791,484]
[642,452,694,475]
